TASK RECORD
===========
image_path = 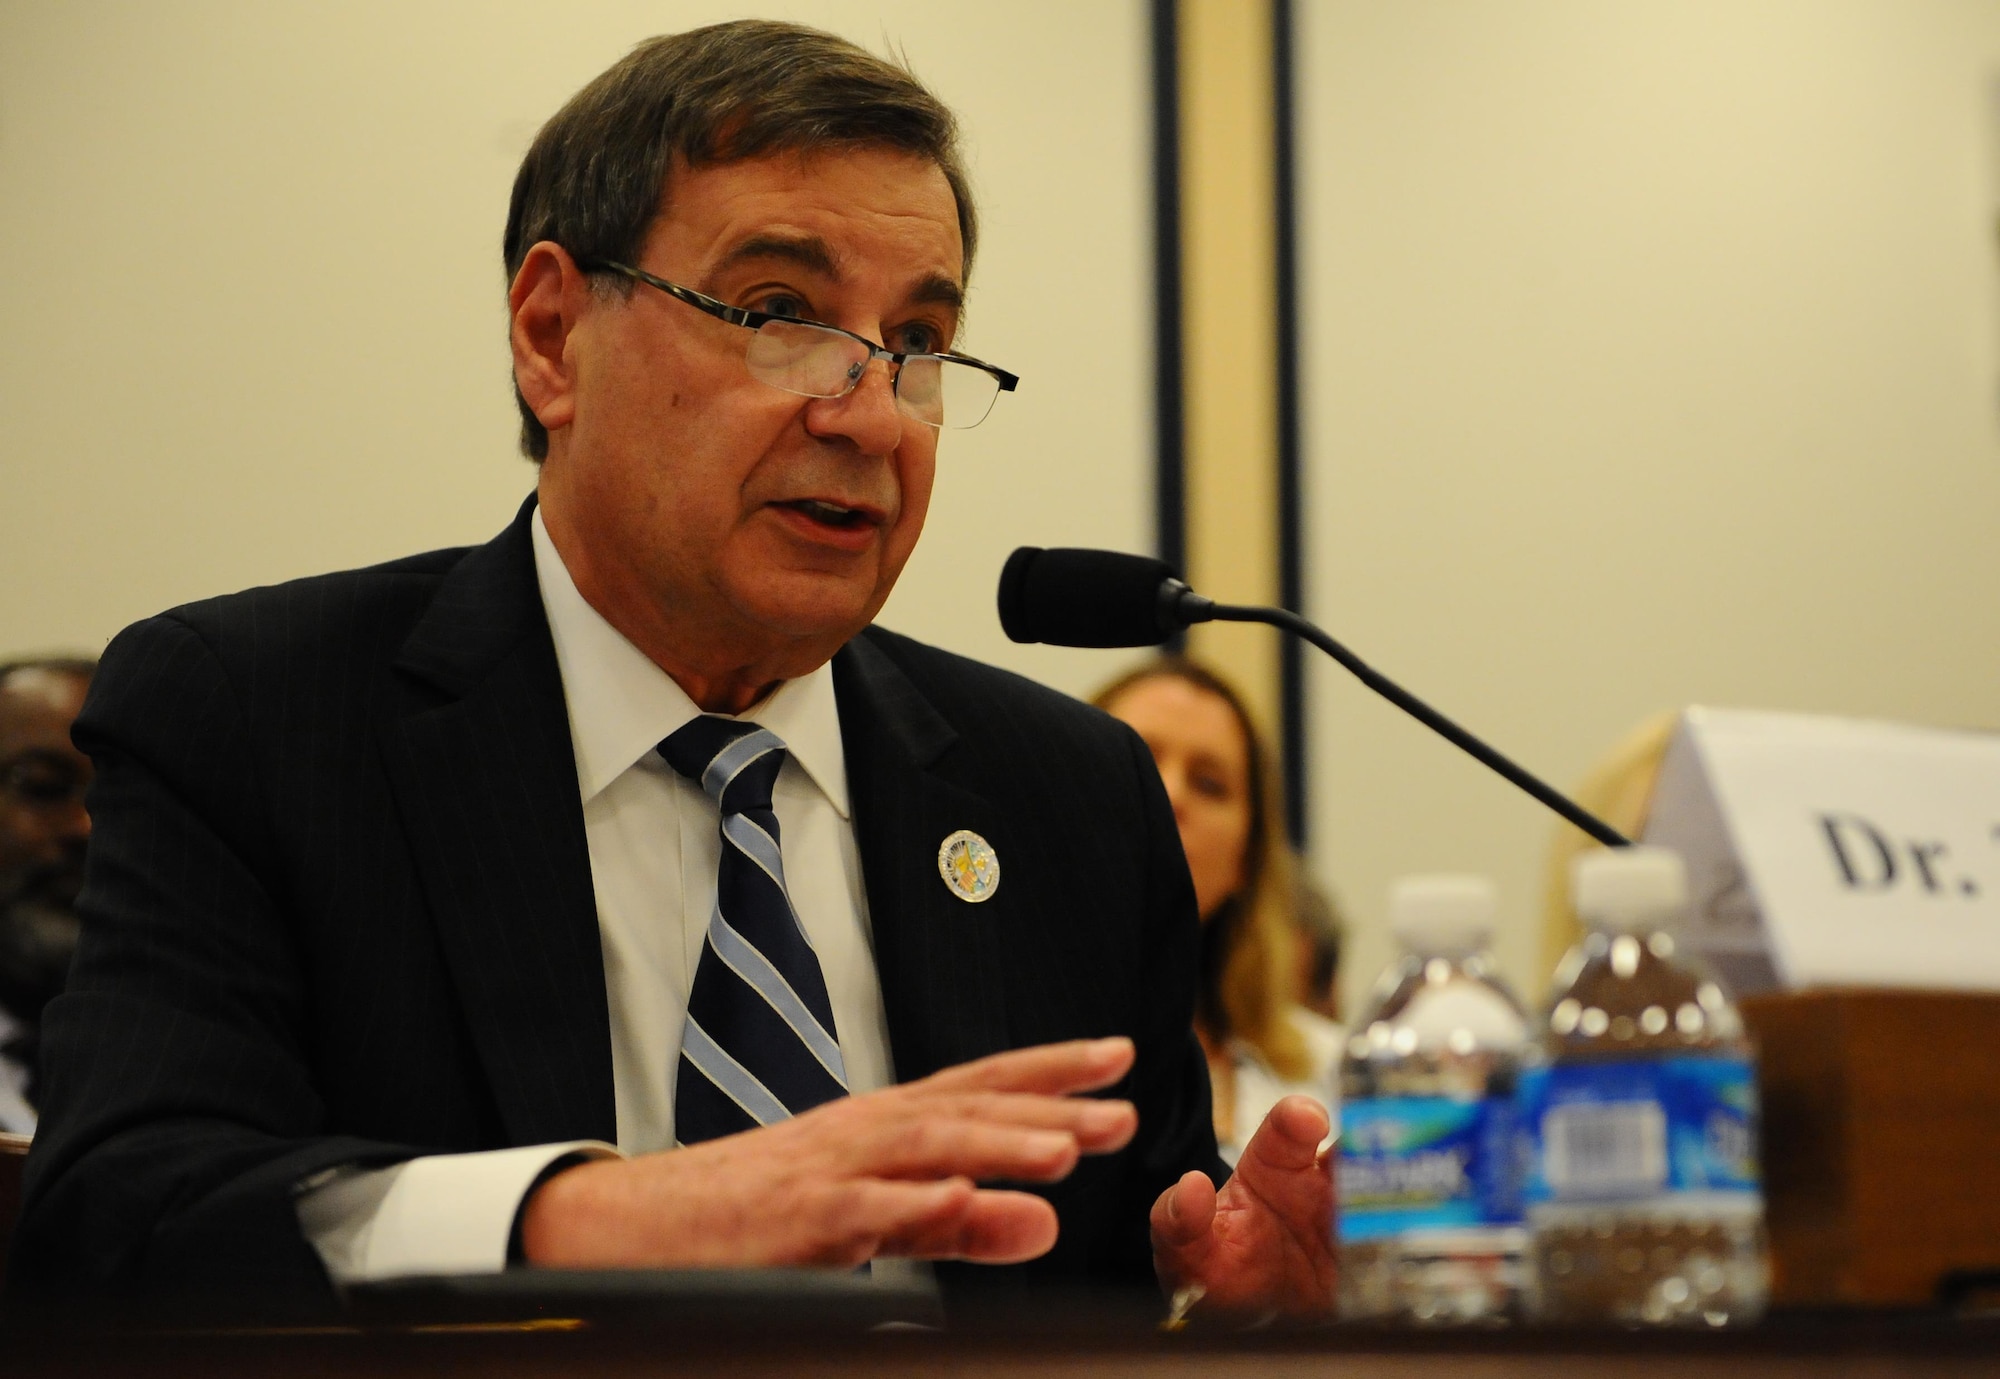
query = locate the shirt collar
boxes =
[530,507,849,818]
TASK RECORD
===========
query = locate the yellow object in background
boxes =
[1537,710,1680,986]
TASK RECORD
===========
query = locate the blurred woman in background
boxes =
[1092,658,1341,1165]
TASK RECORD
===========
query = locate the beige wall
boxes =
[0,1,1152,700]
[1299,0,2000,1015]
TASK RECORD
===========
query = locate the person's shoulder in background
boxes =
[1222,1005,1344,1167]
[1286,1005,1343,1088]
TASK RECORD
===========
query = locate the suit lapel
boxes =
[835,632,1011,1082]
[379,499,618,1146]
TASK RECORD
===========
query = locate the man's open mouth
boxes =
[775,499,874,530]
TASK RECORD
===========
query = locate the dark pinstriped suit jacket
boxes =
[13,499,1217,1298]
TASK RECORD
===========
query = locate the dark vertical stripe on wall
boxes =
[1150,0,1186,598]
[1271,0,1307,846]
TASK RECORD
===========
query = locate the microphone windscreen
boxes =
[997,547,1178,647]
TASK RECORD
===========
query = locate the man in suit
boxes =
[0,657,94,1134]
[17,21,1334,1313]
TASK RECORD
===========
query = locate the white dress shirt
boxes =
[1215,1008,1343,1169]
[0,1003,37,1136]
[298,509,897,1282]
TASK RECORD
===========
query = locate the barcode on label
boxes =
[1542,1100,1667,1196]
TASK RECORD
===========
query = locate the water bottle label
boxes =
[1517,1055,1759,1206]
[1336,1095,1518,1241]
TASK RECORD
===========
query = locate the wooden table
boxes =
[6,1298,1996,1378]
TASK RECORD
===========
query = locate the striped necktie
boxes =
[659,715,849,1145]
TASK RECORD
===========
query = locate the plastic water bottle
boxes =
[1337,876,1530,1324]
[1520,846,1769,1327]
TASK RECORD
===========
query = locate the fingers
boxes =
[849,1098,1135,1180]
[918,1037,1134,1097]
[1237,1094,1329,1175]
[940,1192,1061,1263]
[880,1189,1060,1264]
[856,1116,1084,1184]
[1074,1101,1138,1154]
[1272,1092,1332,1143]
[810,1177,979,1266]
[915,1090,1138,1154]
[1149,1169,1216,1251]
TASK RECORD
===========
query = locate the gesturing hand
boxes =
[1149,1094,1338,1319]
[520,1037,1138,1269]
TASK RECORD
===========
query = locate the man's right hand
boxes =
[518,1037,1138,1269]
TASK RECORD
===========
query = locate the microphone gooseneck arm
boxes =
[1167,586,1632,848]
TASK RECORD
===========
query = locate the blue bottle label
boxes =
[1336,1095,1519,1242]
[1516,1055,1759,1206]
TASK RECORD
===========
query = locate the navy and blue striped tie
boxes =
[660,715,848,1145]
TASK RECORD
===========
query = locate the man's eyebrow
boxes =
[712,234,842,280]
[910,273,965,314]
[711,237,964,315]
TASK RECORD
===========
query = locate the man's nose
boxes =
[61,796,91,844]
[803,357,905,456]
[47,783,91,846]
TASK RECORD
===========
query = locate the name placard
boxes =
[1642,707,2000,996]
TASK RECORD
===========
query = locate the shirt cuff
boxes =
[295,1141,620,1285]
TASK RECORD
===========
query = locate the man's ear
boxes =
[510,241,590,439]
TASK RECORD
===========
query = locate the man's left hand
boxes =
[1149,1094,1338,1319]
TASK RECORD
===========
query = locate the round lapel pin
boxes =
[937,829,1000,903]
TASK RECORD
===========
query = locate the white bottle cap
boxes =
[1572,845,1687,933]
[1389,875,1496,957]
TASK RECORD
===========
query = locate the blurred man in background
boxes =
[0,657,94,1134]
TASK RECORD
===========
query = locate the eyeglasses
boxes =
[578,259,1019,431]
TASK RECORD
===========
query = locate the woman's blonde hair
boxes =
[1092,658,1310,1081]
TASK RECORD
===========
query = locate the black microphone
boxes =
[997,546,1631,848]
[996,547,1208,647]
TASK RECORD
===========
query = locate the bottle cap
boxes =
[1572,845,1687,933]
[1389,875,1496,957]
